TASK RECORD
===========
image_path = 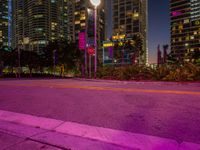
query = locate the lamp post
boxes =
[17,46,21,78]
[90,0,101,78]
[53,49,57,78]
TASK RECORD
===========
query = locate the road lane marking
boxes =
[0,109,180,150]
[1,83,200,96]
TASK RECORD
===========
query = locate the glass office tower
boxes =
[0,0,11,48]
[12,0,69,52]
[112,0,148,64]
[170,0,200,62]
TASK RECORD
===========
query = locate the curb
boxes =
[0,110,200,150]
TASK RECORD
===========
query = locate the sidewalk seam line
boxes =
[26,138,70,150]
[2,138,27,150]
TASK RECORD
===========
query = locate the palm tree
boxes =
[127,34,143,64]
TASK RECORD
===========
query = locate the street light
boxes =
[90,0,101,6]
[90,0,101,78]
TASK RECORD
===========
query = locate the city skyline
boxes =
[2,0,199,64]
[148,0,170,63]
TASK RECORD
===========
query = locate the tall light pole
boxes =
[53,49,57,78]
[18,46,21,78]
[90,0,101,78]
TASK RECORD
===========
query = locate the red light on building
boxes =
[87,46,95,55]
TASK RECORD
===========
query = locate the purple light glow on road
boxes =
[0,79,200,145]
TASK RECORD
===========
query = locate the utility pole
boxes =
[18,46,21,78]
[53,49,56,77]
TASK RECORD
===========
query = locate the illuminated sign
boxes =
[171,11,182,17]
[112,34,126,40]
[103,42,114,48]
[78,32,86,50]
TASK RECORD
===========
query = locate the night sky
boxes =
[148,0,170,63]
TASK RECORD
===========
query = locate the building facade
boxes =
[112,0,148,64]
[12,0,105,52]
[170,0,200,62]
[0,0,12,48]
[68,0,105,44]
[12,0,69,52]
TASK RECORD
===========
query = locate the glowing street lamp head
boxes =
[90,0,101,7]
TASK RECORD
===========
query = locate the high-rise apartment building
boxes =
[0,0,12,48]
[112,0,148,64]
[12,0,69,52]
[170,0,200,62]
[12,0,105,52]
[69,0,105,44]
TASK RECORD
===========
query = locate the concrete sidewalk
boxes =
[0,120,133,150]
[0,110,200,150]
[0,131,62,150]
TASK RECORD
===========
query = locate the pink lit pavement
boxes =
[0,79,200,150]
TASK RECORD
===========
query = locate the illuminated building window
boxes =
[178,24,183,29]
[35,0,43,5]
[34,14,44,18]
[190,36,194,40]
[35,28,43,32]
[75,21,80,24]
[132,12,139,19]
[80,15,86,20]
[74,12,79,15]
[186,35,190,41]
[80,23,85,27]
[190,49,194,52]
[184,19,190,24]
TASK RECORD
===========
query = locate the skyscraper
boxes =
[170,0,200,62]
[0,0,11,48]
[12,0,69,52]
[112,0,148,64]
[12,0,105,52]
[68,0,105,44]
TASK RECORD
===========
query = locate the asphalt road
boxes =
[0,79,200,144]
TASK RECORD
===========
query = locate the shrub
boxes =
[97,63,200,81]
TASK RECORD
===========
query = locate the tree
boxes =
[125,34,143,64]
[21,50,39,77]
[3,49,18,72]
[41,40,83,72]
